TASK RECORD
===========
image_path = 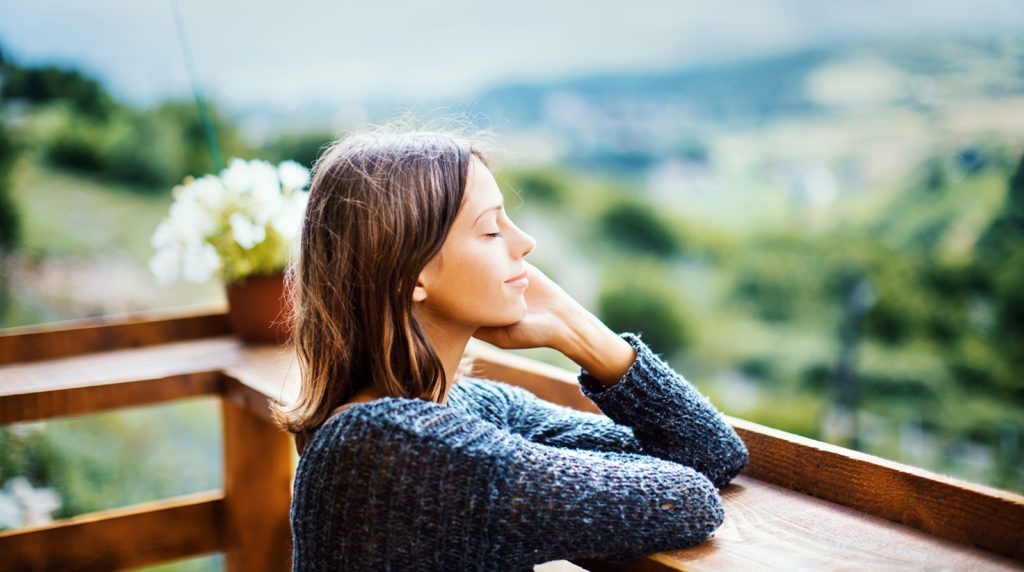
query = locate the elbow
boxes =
[677,477,726,546]
[724,438,749,485]
[708,436,749,489]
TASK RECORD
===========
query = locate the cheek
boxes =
[427,241,525,325]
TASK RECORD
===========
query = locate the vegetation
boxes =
[0,118,17,252]
[1,57,114,120]
[0,399,221,521]
[598,199,682,258]
[0,39,1022,541]
[598,266,692,355]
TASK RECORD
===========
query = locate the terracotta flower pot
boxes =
[224,273,291,344]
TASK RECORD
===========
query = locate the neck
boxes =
[415,312,473,403]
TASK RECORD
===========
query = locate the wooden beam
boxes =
[730,417,1024,561]
[572,557,681,571]
[0,490,224,571]
[0,371,223,425]
[582,475,1022,570]
[221,385,294,571]
[0,306,231,365]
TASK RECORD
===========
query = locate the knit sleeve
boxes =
[291,402,727,570]
[460,334,747,489]
[577,334,747,488]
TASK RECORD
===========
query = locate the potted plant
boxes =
[149,158,310,342]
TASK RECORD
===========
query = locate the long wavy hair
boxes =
[273,127,489,452]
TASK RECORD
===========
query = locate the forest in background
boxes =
[0,35,1022,558]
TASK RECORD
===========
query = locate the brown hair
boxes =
[273,127,489,452]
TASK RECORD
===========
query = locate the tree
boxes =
[0,119,18,252]
[510,169,567,206]
[1,63,113,120]
[598,200,681,257]
[598,272,691,356]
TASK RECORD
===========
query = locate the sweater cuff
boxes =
[578,333,698,421]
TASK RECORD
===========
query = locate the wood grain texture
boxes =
[0,491,224,571]
[730,416,1024,561]
[0,336,243,397]
[221,383,294,572]
[0,306,231,365]
[657,476,1020,571]
[221,344,300,413]
[0,371,223,425]
[572,556,681,572]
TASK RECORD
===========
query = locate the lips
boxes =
[505,270,529,288]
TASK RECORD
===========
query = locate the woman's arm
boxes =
[576,333,748,488]
[473,265,748,488]
[294,401,726,569]
[457,334,747,488]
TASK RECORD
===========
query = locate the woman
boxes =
[274,127,748,571]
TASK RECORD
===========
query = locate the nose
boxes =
[512,222,535,258]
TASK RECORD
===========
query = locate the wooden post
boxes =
[221,381,294,571]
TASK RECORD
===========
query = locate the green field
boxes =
[3,159,222,327]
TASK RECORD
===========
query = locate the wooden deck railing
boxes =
[0,308,1022,571]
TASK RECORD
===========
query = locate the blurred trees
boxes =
[506,168,568,206]
[37,101,248,191]
[1,59,114,120]
[262,130,334,169]
[598,269,692,355]
[598,199,681,257]
[0,119,18,252]
[974,154,1024,399]
[2,54,249,191]
[0,400,221,527]
[0,118,19,325]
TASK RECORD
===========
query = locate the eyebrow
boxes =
[473,204,503,224]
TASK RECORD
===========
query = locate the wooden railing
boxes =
[0,309,1022,571]
[0,309,292,571]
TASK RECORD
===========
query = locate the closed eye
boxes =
[485,232,504,238]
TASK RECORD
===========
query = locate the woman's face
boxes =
[413,156,536,332]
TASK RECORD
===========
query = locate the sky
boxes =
[2,0,1023,112]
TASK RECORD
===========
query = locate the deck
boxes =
[1,308,1022,571]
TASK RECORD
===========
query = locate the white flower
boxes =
[0,489,18,530]
[191,174,230,212]
[247,161,282,224]
[150,220,176,250]
[222,159,283,224]
[151,156,305,285]
[230,212,267,249]
[249,160,281,191]
[0,477,61,528]
[181,242,221,283]
[278,160,311,190]
[271,190,309,240]
[149,244,182,286]
[221,158,256,192]
[167,191,215,243]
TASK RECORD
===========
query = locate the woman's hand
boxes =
[474,263,636,386]
[473,263,576,350]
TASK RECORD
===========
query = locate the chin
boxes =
[512,300,529,321]
[486,304,528,328]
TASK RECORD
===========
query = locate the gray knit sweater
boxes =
[290,334,748,571]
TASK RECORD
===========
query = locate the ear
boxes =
[412,274,428,303]
[414,256,440,303]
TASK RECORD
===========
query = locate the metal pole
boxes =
[169,0,225,173]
